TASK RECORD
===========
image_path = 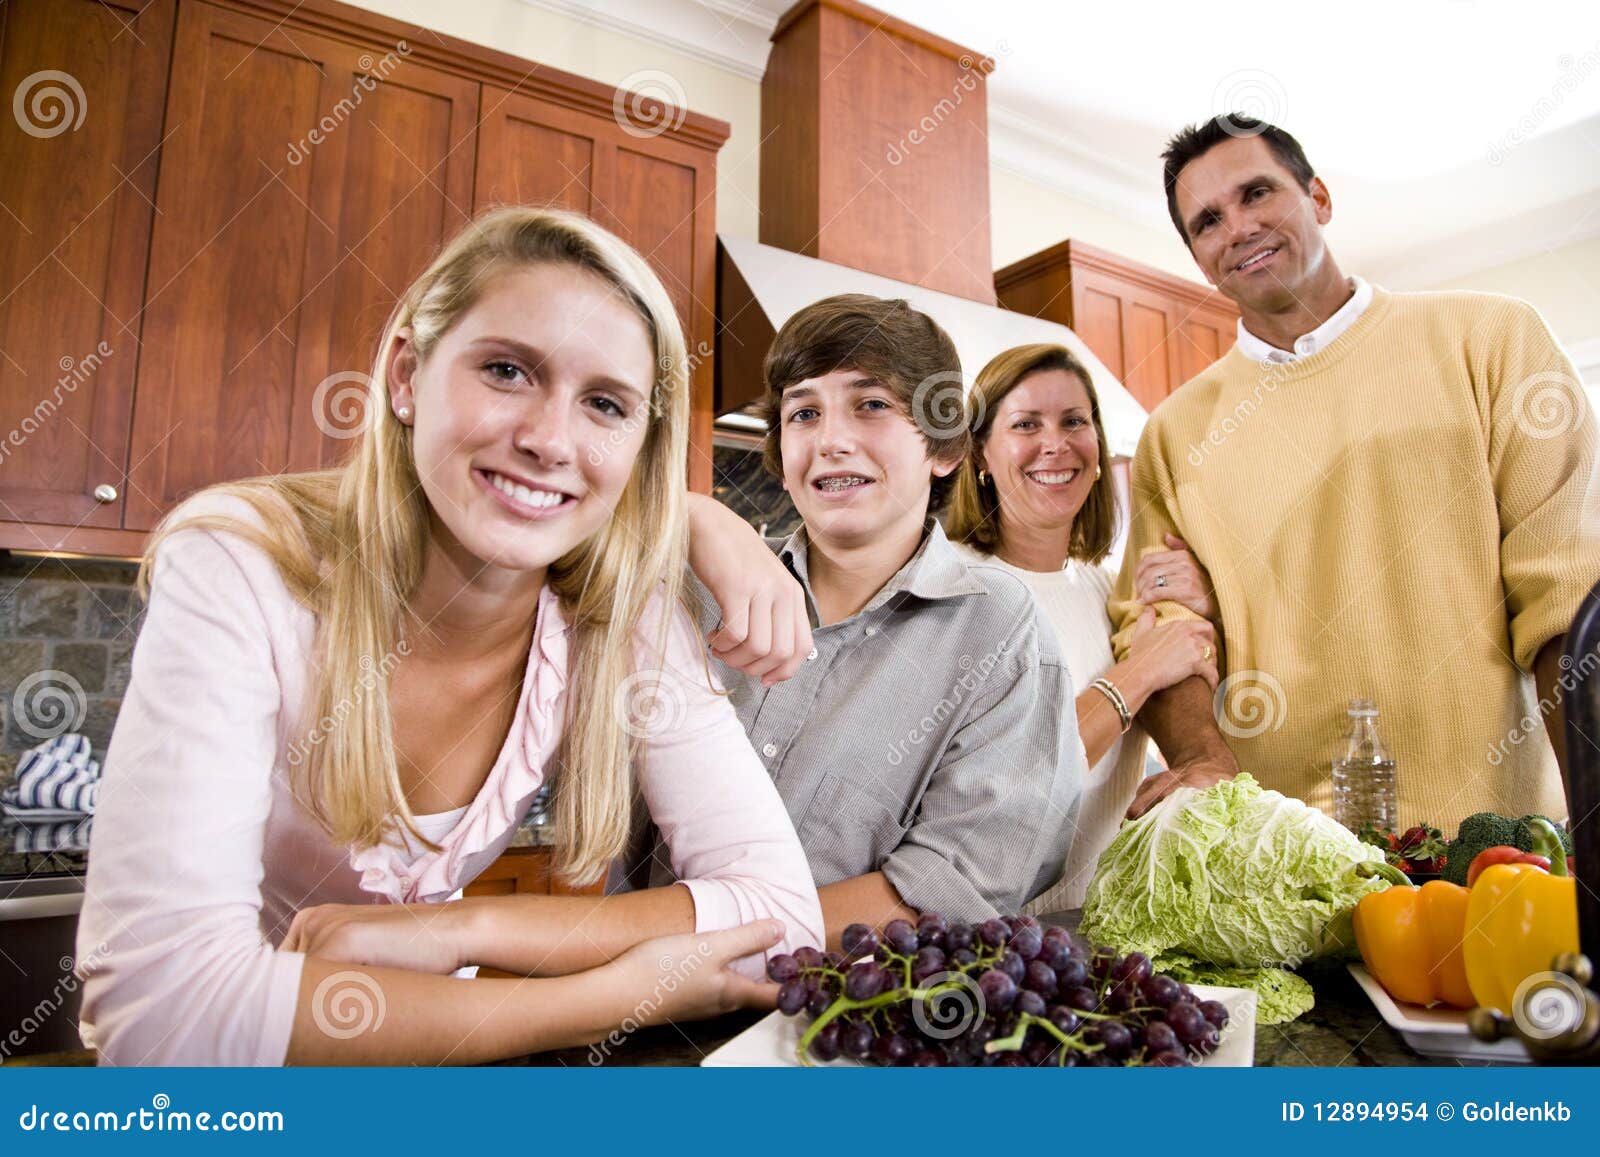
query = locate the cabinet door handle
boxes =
[93,483,118,503]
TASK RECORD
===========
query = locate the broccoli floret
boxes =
[1441,812,1573,885]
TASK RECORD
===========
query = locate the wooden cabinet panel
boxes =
[0,0,173,528]
[995,239,1239,417]
[292,62,476,470]
[125,1,476,526]
[474,88,604,216]
[762,0,995,303]
[1123,298,1177,412]
[609,147,697,339]
[1073,287,1126,381]
[1174,317,1224,384]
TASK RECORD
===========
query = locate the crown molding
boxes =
[517,0,775,80]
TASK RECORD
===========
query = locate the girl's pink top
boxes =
[77,496,823,1065]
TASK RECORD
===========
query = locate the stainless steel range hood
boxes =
[715,236,1149,459]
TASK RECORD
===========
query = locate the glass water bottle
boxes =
[1332,698,1398,833]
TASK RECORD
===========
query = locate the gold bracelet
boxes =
[1089,677,1132,734]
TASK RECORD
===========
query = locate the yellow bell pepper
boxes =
[1353,881,1475,1009]
[1462,862,1579,1014]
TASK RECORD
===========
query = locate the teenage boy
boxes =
[670,294,1083,940]
[1107,115,1598,829]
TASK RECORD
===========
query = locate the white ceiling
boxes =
[535,0,1600,285]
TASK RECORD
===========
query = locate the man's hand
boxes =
[1125,754,1238,820]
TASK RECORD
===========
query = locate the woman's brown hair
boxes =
[946,343,1118,565]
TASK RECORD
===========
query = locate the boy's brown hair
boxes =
[759,294,969,513]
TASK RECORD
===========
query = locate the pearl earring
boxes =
[1095,464,1102,480]
[396,405,411,421]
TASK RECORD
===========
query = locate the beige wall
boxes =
[1426,234,1600,350]
[990,167,1199,281]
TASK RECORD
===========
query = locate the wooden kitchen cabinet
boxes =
[122,0,477,530]
[462,844,603,900]
[0,0,174,533]
[995,239,1239,413]
[0,0,728,554]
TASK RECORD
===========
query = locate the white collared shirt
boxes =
[1234,276,1373,363]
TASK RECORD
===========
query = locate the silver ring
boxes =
[1155,574,1168,588]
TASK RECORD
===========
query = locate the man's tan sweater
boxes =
[1111,288,1598,828]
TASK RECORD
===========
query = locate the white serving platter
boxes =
[1346,964,1530,1064]
[703,983,1256,1067]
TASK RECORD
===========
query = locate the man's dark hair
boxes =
[760,293,968,513]
[1161,115,1316,246]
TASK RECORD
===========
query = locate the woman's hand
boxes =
[1117,607,1219,710]
[1134,533,1220,624]
[600,920,785,1027]
[686,493,812,686]
[281,901,467,974]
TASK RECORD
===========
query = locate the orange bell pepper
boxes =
[1353,880,1475,1009]
[1462,862,1579,1014]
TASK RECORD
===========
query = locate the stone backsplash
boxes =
[0,554,142,787]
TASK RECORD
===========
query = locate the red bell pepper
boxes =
[1465,845,1548,886]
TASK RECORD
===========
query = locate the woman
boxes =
[947,343,1220,912]
[77,208,823,1066]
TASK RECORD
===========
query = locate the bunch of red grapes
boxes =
[767,912,1230,1067]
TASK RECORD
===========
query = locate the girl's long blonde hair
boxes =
[140,207,690,886]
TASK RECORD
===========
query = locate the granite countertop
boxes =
[497,956,1460,1069]
[4,946,1517,1069]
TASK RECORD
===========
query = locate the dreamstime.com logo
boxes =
[285,641,411,767]
[286,41,411,165]
[1509,369,1589,440]
[11,669,88,741]
[0,941,111,1062]
[1211,668,1288,739]
[911,971,985,1040]
[587,941,712,1063]
[1511,970,1590,1041]
[613,70,687,139]
[613,668,690,741]
[311,970,386,1039]
[13,70,86,138]
[1212,71,1288,137]
[910,370,972,440]
[312,370,375,439]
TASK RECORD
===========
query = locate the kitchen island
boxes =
[493,958,1474,1068]
[0,846,1509,1071]
[6,957,1489,1069]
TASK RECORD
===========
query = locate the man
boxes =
[663,294,1083,941]
[1108,114,1598,829]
